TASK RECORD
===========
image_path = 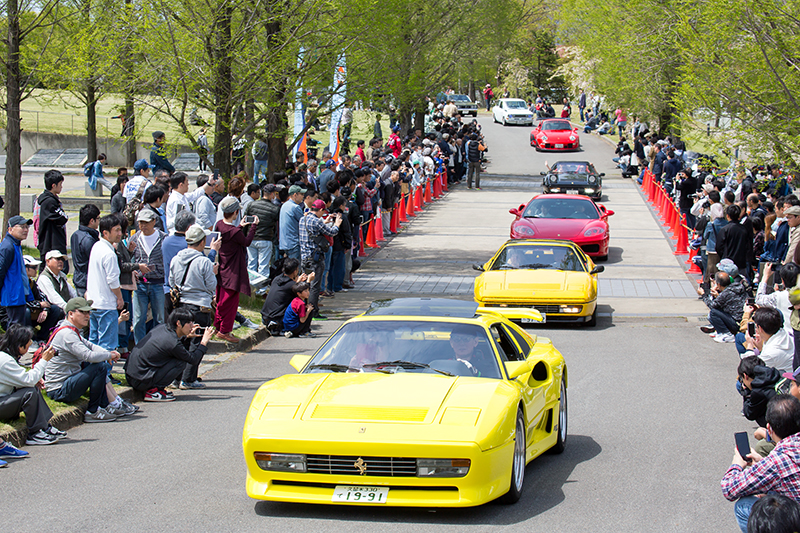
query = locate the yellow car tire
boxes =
[499,409,526,504]
[550,378,568,454]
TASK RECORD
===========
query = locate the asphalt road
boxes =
[3,115,743,532]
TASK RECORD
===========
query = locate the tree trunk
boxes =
[413,103,425,132]
[87,80,98,161]
[212,3,233,179]
[398,109,412,135]
[244,98,255,180]
[266,97,287,180]
[124,95,136,166]
[467,80,475,102]
[4,0,21,232]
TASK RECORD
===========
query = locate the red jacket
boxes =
[214,220,256,296]
[387,134,402,157]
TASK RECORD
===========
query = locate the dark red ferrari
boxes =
[530,119,580,151]
[509,194,613,260]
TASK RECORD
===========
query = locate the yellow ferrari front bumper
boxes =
[477,298,596,322]
[244,439,515,507]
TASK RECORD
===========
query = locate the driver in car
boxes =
[449,325,493,377]
[349,327,391,371]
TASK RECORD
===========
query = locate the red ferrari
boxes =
[530,119,580,151]
[509,194,613,260]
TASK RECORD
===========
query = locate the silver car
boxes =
[449,94,478,117]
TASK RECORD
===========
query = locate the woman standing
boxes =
[0,324,67,464]
[213,197,258,343]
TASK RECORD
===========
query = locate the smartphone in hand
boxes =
[735,431,751,461]
[748,322,756,337]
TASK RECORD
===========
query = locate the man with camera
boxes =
[299,200,342,321]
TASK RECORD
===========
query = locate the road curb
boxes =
[0,326,271,448]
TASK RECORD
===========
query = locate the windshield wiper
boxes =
[307,363,357,373]
[363,360,454,376]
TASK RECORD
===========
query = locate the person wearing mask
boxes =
[0,324,66,451]
[167,225,220,389]
[213,197,258,343]
[130,209,167,344]
[37,170,69,273]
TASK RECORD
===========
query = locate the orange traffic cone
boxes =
[375,209,386,242]
[442,173,449,192]
[399,195,408,222]
[414,187,423,212]
[358,231,367,256]
[433,175,442,198]
[406,192,416,218]
[424,180,432,203]
[365,218,378,248]
[687,248,702,274]
[674,215,689,255]
[389,207,399,233]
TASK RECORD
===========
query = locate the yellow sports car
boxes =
[473,239,604,326]
[243,298,567,507]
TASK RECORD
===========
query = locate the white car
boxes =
[492,98,534,126]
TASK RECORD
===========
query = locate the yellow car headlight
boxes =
[416,459,471,477]
[254,452,307,472]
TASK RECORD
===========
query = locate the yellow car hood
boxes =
[477,270,592,301]
[245,372,522,450]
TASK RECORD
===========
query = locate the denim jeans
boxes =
[253,159,268,183]
[330,251,345,292]
[322,248,333,292]
[281,245,301,263]
[133,282,166,344]
[709,308,739,335]
[247,239,273,279]
[48,362,109,412]
[735,495,759,532]
[735,332,748,355]
[89,308,119,351]
[118,289,132,351]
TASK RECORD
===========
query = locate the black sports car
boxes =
[540,161,604,201]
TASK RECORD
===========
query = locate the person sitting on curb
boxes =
[722,395,800,531]
[36,250,77,314]
[738,355,781,428]
[124,308,215,402]
[261,258,313,335]
[0,324,67,461]
[739,306,794,374]
[698,270,748,343]
[45,297,136,423]
[283,282,314,338]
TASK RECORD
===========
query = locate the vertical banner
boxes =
[292,47,306,160]
[329,53,347,161]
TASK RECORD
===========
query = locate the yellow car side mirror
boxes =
[289,354,312,372]
[505,361,532,380]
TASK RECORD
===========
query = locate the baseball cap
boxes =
[288,185,307,195]
[325,159,336,168]
[220,196,241,214]
[65,297,93,313]
[311,199,327,211]
[783,368,800,383]
[133,158,149,171]
[8,215,32,227]
[137,209,158,222]
[152,130,165,139]
[23,254,41,267]
[785,206,800,216]
[185,224,208,245]
[717,259,739,277]
[45,250,67,261]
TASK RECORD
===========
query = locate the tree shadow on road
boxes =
[253,434,601,526]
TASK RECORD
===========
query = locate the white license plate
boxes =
[332,485,389,504]
[555,144,564,148]
[522,313,545,324]
[567,190,579,194]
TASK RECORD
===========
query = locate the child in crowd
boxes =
[283,282,314,338]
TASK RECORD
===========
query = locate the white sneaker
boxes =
[708,332,718,338]
[714,333,735,343]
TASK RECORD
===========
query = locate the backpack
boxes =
[83,161,95,177]
[31,324,80,369]
[123,178,150,226]
[167,256,200,315]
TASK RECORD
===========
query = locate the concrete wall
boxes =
[0,129,196,168]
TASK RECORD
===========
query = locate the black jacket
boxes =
[717,220,751,269]
[124,323,206,383]
[742,365,780,427]
[243,198,280,241]
[70,225,99,289]
[676,175,698,211]
[37,190,68,257]
[261,274,296,325]
[332,207,352,253]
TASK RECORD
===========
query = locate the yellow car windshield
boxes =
[307,321,502,379]
[491,245,585,272]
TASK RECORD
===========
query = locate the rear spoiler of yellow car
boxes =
[476,307,544,323]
